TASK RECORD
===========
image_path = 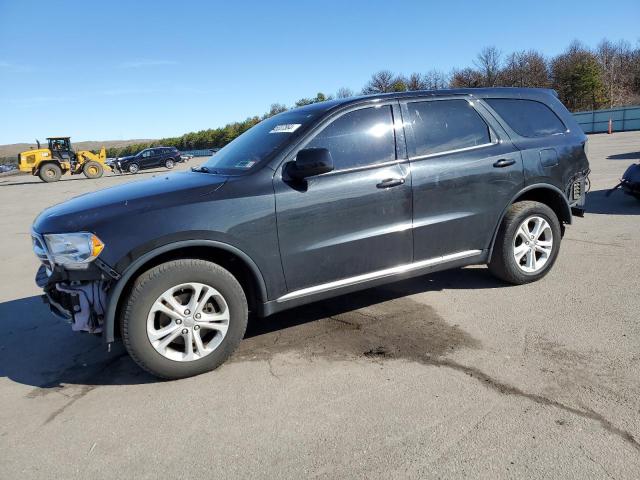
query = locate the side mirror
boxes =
[286,148,334,180]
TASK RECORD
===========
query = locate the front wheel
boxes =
[121,259,248,379]
[128,163,140,174]
[489,201,562,285]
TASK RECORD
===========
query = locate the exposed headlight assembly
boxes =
[44,232,104,269]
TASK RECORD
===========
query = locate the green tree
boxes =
[551,42,606,111]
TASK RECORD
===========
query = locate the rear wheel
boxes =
[38,163,62,183]
[165,158,175,169]
[121,259,248,379]
[489,201,562,285]
[128,163,140,174]
[82,161,104,179]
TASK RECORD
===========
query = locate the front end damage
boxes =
[32,232,118,334]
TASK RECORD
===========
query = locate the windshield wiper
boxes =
[191,166,217,174]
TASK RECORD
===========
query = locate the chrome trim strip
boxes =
[409,141,498,161]
[317,158,409,176]
[276,249,482,303]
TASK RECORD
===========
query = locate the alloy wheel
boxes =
[513,215,553,273]
[146,282,230,362]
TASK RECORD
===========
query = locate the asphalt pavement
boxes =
[0,135,639,479]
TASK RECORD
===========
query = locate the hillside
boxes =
[0,139,157,159]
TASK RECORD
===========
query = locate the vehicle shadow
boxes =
[607,152,639,161]
[0,267,504,388]
[246,267,501,338]
[586,188,640,215]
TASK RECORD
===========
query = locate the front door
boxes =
[402,97,524,260]
[140,149,155,168]
[274,103,413,293]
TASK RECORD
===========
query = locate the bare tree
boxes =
[595,39,639,107]
[406,72,428,91]
[362,70,396,94]
[449,67,484,88]
[336,87,354,98]
[424,69,448,89]
[499,50,549,87]
[474,46,502,86]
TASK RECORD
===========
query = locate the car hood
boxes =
[33,171,228,233]
[117,155,136,162]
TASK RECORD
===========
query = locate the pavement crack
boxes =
[31,352,129,426]
[579,445,617,479]
[566,237,624,248]
[43,385,96,425]
[428,357,640,452]
[267,358,281,380]
[328,316,362,329]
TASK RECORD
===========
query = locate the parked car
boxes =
[31,88,589,379]
[180,154,194,161]
[115,146,181,173]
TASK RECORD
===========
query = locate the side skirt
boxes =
[260,249,487,317]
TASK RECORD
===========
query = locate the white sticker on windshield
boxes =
[269,123,301,133]
[235,160,256,169]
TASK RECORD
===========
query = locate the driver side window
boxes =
[306,105,396,171]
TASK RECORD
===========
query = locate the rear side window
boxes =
[407,99,491,157]
[485,98,566,137]
[306,105,396,170]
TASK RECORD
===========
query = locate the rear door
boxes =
[273,102,413,293]
[401,97,523,260]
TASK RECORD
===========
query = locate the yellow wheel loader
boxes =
[18,137,111,183]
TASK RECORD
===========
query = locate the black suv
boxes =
[32,88,589,379]
[115,146,181,174]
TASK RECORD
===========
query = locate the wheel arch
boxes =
[104,240,268,344]
[487,184,571,262]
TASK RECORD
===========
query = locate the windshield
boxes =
[200,110,322,174]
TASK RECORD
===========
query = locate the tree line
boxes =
[88,38,640,158]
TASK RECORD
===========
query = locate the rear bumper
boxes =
[568,169,589,217]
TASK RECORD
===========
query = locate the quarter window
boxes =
[485,98,566,137]
[306,105,396,170]
[407,99,492,157]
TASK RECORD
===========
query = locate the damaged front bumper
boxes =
[35,263,115,335]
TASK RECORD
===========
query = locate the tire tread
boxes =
[489,200,561,285]
[121,259,247,379]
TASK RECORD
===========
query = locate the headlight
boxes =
[44,232,104,269]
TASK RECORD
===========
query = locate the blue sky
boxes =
[1,0,638,144]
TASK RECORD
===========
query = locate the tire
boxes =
[121,259,248,379]
[82,161,104,179]
[488,201,562,285]
[38,163,62,183]
[128,163,140,174]
[165,158,175,169]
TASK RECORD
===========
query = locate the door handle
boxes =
[493,158,516,168]
[376,178,405,189]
